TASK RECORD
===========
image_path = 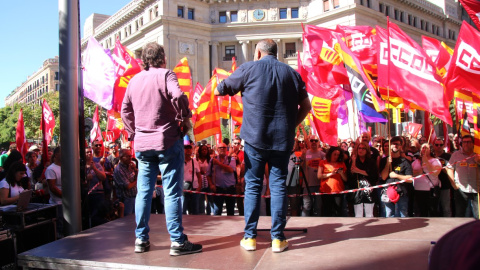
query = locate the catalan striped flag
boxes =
[173,57,193,102]
[193,70,223,141]
[216,68,233,119]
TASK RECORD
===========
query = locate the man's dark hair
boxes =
[462,134,474,142]
[390,136,402,144]
[141,42,166,71]
[257,39,277,56]
[223,138,230,145]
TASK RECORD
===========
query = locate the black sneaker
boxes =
[134,238,150,253]
[170,236,202,256]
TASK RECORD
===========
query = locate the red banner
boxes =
[90,106,103,143]
[446,21,480,98]
[376,22,452,125]
[405,123,422,138]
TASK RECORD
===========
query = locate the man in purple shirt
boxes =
[121,42,202,256]
[215,39,311,252]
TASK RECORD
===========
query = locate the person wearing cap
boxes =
[302,135,325,217]
[207,142,237,216]
[215,39,310,252]
[121,42,201,255]
[379,136,413,217]
[183,137,202,215]
[28,145,42,165]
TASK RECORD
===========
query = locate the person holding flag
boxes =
[215,39,311,252]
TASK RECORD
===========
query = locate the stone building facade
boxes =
[80,0,467,88]
[5,57,60,108]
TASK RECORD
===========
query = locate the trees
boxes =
[0,92,107,146]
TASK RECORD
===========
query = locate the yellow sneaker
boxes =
[240,238,256,251]
[272,239,288,253]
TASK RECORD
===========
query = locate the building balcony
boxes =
[223,55,236,61]
[284,52,297,58]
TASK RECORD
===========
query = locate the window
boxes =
[291,8,299,18]
[280,8,287,19]
[425,22,430,32]
[219,11,227,23]
[46,86,48,93]
[361,0,371,8]
[224,45,235,61]
[384,5,389,16]
[178,6,184,18]
[55,72,59,80]
[188,8,194,20]
[379,3,384,13]
[231,11,238,22]
[285,42,296,58]
[400,11,404,22]
[154,5,158,17]
[324,0,330,12]
[449,30,456,40]
[333,0,340,8]
[136,20,139,30]
[420,19,425,30]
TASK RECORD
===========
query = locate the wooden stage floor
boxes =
[18,215,473,270]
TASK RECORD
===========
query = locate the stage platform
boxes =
[17,215,473,270]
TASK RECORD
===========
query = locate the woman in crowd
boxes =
[317,147,347,217]
[197,144,211,214]
[349,142,378,217]
[411,143,442,217]
[0,161,28,205]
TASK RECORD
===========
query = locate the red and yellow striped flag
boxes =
[173,57,193,101]
[472,93,480,154]
[193,71,222,141]
[216,68,232,119]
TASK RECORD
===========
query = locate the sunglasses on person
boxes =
[310,139,319,142]
[434,144,443,147]
[94,144,102,147]
[218,147,227,149]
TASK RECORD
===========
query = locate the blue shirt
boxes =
[217,55,308,151]
[207,156,236,188]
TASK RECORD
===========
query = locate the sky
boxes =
[0,0,132,107]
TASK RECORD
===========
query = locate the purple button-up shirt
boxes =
[121,67,191,152]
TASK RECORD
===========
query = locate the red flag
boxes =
[302,25,349,86]
[405,123,423,138]
[422,36,453,79]
[16,109,27,161]
[107,109,123,141]
[191,82,203,125]
[308,73,343,146]
[111,40,142,113]
[376,23,452,125]
[460,0,480,30]
[102,131,114,142]
[112,38,142,78]
[90,106,103,143]
[336,25,377,73]
[41,100,55,165]
[446,21,480,97]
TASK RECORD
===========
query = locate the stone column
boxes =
[167,34,177,70]
[239,40,250,63]
[210,41,219,70]
[274,39,283,62]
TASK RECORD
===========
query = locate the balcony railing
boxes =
[284,52,297,58]
[223,55,236,61]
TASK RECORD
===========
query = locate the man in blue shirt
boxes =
[215,39,311,252]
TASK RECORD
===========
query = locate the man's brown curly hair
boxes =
[141,42,165,71]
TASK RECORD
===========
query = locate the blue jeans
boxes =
[243,143,289,240]
[385,195,409,217]
[135,138,186,243]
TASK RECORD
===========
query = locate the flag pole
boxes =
[387,16,393,163]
